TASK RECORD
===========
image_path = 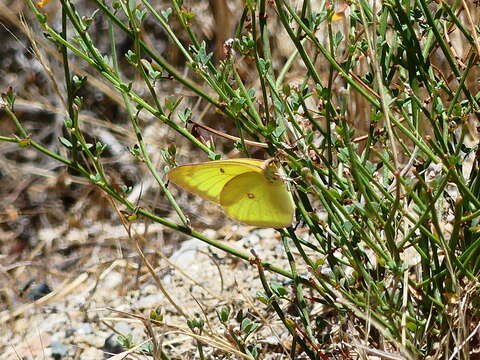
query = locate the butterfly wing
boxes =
[167,159,264,203]
[219,171,295,228]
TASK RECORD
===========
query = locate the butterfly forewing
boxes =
[167,159,264,203]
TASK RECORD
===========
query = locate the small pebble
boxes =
[50,340,68,359]
[102,334,124,357]
[27,282,52,301]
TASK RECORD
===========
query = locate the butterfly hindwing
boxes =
[219,171,295,228]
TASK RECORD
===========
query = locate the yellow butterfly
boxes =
[167,158,295,228]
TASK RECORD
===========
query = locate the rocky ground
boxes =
[2,218,306,359]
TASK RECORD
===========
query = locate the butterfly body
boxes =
[167,158,294,228]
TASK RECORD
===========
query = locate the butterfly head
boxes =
[262,159,281,183]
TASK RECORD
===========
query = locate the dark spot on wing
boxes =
[247,193,255,199]
[220,168,225,173]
